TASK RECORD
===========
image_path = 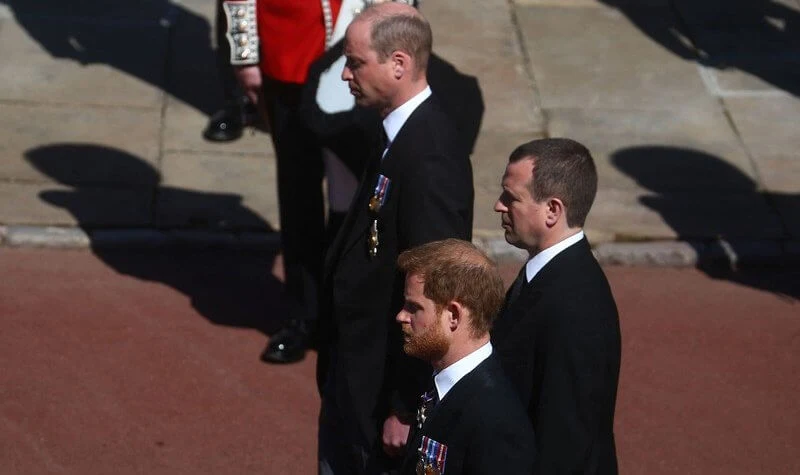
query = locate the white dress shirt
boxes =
[381,86,432,159]
[433,341,493,401]
[525,231,585,283]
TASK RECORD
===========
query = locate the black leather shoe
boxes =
[261,321,308,364]
[203,102,244,142]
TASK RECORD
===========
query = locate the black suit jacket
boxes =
[492,237,621,474]
[319,94,474,452]
[400,355,536,475]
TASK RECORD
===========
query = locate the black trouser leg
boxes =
[215,0,239,103]
[263,80,326,327]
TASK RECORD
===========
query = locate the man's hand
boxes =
[234,65,268,124]
[234,65,262,105]
[382,413,410,458]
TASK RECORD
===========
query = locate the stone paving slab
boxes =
[724,95,800,154]
[746,154,800,197]
[0,182,153,227]
[699,62,800,96]
[438,51,544,136]
[0,104,161,183]
[163,97,273,155]
[0,17,166,108]
[587,188,787,240]
[470,129,546,232]
[725,96,800,194]
[473,184,503,234]
[156,152,278,229]
[470,129,541,189]
[515,4,711,110]
[547,107,759,191]
[426,0,544,134]
[173,0,218,22]
[426,0,514,55]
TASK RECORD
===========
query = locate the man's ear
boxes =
[545,197,565,227]
[391,50,410,79]
[445,301,465,332]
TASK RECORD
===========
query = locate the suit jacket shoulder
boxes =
[382,95,475,249]
[491,238,621,474]
[403,356,536,475]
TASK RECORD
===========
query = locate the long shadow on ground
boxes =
[1,0,222,115]
[612,145,800,301]
[598,0,800,96]
[602,0,800,96]
[25,143,287,336]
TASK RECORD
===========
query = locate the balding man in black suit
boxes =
[317,4,473,474]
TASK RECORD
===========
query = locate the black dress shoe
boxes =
[203,102,245,142]
[261,321,309,364]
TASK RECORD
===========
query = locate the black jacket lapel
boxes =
[324,131,384,275]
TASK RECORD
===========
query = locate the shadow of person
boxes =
[612,145,800,300]
[598,0,800,97]
[25,143,288,334]
[1,0,221,115]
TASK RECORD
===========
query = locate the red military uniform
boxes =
[257,0,342,84]
[223,0,347,367]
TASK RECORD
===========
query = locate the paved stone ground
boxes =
[1,248,798,473]
[0,0,798,265]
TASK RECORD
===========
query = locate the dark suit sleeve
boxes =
[467,410,536,474]
[535,302,618,473]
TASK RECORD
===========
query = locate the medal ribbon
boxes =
[372,174,390,209]
[421,436,447,473]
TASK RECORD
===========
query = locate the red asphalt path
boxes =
[1,248,798,474]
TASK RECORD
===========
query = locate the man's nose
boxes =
[396,310,409,323]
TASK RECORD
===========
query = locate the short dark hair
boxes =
[362,5,432,73]
[509,138,598,228]
[397,239,504,338]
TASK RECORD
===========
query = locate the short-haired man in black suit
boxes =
[397,239,536,475]
[492,138,621,474]
[318,3,474,474]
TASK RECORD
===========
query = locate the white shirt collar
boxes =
[525,230,585,282]
[433,341,492,401]
[382,86,432,147]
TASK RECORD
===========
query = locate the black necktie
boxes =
[506,265,528,307]
[358,128,386,200]
[493,266,529,338]
[379,128,390,161]
[415,378,438,429]
[380,128,388,150]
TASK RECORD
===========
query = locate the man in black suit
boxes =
[491,138,621,474]
[396,239,536,475]
[318,3,474,474]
